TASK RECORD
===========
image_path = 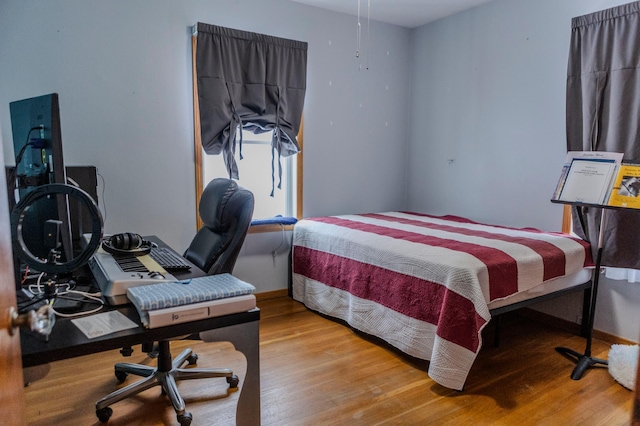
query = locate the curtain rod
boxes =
[192,24,198,36]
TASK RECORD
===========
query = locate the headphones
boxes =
[101,232,154,256]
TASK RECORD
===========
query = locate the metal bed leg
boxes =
[493,315,501,347]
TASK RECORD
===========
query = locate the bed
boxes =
[291,211,594,390]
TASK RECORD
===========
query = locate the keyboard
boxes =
[149,247,192,271]
[88,250,177,305]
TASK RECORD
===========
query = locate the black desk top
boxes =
[20,237,260,367]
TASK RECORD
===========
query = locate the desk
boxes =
[20,237,261,426]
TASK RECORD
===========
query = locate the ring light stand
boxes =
[11,183,103,310]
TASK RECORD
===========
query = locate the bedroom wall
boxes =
[408,0,640,342]
[0,0,411,293]
[2,0,637,341]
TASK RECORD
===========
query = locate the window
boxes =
[202,129,299,221]
[191,24,306,232]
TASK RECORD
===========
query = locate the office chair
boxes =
[183,178,255,275]
[96,178,254,426]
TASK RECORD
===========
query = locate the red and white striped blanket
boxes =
[292,212,592,390]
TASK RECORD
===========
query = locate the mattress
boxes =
[292,211,593,390]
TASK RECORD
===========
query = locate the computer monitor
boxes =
[9,93,73,267]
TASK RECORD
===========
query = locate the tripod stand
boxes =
[555,208,608,379]
[17,243,96,315]
[18,269,82,313]
[18,243,64,309]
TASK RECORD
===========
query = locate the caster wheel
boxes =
[187,353,198,365]
[177,411,193,426]
[227,374,240,388]
[96,407,113,423]
[115,370,128,383]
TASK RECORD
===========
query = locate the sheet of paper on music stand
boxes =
[557,152,623,205]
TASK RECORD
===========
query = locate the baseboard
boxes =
[592,329,637,346]
[255,289,289,302]
[519,308,637,346]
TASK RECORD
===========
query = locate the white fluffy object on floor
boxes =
[608,344,639,390]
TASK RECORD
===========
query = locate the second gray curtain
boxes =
[567,1,640,268]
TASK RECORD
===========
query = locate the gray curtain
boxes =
[567,1,640,268]
[195,23,307,194]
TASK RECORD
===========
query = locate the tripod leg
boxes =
[570,355,608,380]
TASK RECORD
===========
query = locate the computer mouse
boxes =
[148,271,165,279]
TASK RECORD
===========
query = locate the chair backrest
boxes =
[183,178,254,275]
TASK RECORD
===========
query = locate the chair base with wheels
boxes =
[95,340,239,426]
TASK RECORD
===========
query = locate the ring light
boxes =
[10,183,103,275]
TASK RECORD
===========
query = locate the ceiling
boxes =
[289,0,495,28]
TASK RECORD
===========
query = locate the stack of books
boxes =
[126,273,256,328]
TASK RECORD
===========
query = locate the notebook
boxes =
[127,273,256,311]
[126,273,256,328]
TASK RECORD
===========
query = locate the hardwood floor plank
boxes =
[24,297,633,425]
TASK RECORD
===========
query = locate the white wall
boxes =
[0,0,412,293]
[233,230,294,294]
[408,0,640,342]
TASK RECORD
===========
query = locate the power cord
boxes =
[271,224,288,266]
[51,288,104,318]
[25,272,104,318]
[8,125,45,188]
[14,125,45,166]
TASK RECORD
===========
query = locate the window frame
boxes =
[561,205,571,234]
[191,34,303,234]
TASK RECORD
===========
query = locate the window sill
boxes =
[248,223,295,234]
[249,216,298,234]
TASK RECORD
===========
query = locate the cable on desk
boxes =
[51,289,104,318]
[25,272,105,318]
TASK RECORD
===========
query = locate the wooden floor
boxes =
[24,296,633,425]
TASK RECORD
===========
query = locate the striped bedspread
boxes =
[292,212,592,390]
